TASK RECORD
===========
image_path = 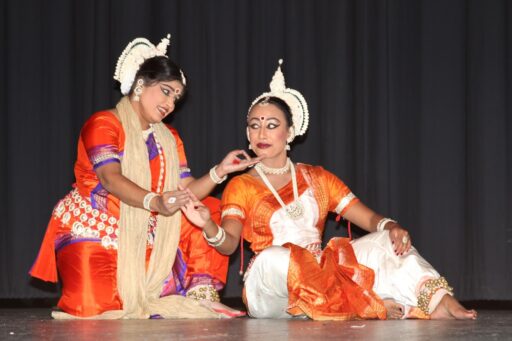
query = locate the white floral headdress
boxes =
[113,34,186,95]
[249,59,309,140]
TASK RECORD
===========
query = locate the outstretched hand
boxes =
[216,150,262,177]
[388,223,412,256]
[180,187,211,228]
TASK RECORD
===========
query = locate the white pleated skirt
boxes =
[244,231,440,318]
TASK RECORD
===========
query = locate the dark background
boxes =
[1,0,511,302]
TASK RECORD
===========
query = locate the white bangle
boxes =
[376,218,397,232]
[210,229,226,247]
[143,192,158,211]
[202,225,226,247]
[209,165,227,184]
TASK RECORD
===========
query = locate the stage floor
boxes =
[1,309,511,340]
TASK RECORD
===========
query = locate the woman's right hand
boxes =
[152,190,191,216]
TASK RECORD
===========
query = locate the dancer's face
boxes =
[137,80,184,128]
[247,103,292,160]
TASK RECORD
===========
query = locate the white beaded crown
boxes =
[114,34,184,95]
[249,59,310,139]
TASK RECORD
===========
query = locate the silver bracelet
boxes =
[209,165,227,184]
[202,225,226,247]
[143,192,158,211]
[376,218,397,232]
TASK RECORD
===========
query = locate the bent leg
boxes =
[351,231,451,318]
[244,246,291,318]
[56,241,121,317]
[352,231,438,306]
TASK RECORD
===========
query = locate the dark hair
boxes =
[130,56,187,99]
[254,96,293,127]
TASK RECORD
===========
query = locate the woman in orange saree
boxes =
[30,35,257,319]
[181,60,477,321]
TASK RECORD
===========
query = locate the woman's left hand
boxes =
[180,188,211,228]
[215,150,262,178]
[388,223,412,256]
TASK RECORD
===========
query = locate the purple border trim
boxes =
[180,171,192,179]
[93,158,120,170]
[160,249,188,297]
[55,235,101,252]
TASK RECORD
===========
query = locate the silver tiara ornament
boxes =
[114,34,187,95]
[249,59,310,140]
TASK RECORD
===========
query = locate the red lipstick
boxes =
[256,143,271,149]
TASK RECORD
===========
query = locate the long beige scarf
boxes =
[53,97,221,319]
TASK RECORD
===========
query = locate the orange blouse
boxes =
[221,164,359,252]
[76,110,190,216]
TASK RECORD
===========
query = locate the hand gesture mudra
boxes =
[180,188,211,228]
[216,150,262,176]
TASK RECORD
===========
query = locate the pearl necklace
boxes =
[256,158,291,175]
[254,161,304,220]
[143,125,165,194]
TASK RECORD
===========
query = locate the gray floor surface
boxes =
[1,308,511,340]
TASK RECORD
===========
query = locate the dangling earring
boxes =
[133,79,144,101]
[286,126,295,151]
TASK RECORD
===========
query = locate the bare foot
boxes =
[198,300,247,318]
[383,299,404,320]
[430,295,477,320]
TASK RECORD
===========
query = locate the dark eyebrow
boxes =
[161,84,174,92]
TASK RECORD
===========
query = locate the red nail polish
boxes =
[232,159,241,165]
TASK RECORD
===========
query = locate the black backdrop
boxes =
[1,0,511,301]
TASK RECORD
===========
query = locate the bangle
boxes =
[376,218,397,232]
[143,192,158,211]
[211,229,226,247]
[202,225,226,247]
[209,165,227,184]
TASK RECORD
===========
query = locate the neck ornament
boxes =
[254,160,304,220]
[256,158,291,175]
